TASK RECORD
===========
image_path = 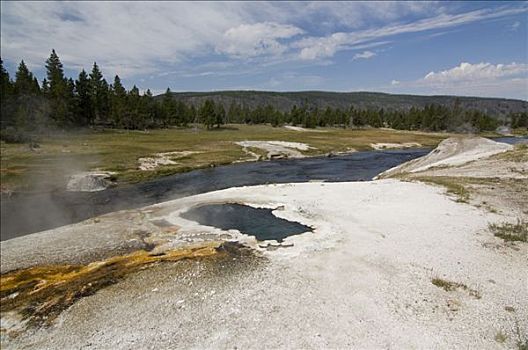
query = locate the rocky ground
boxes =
[1,137,527,349]
[66,171,116,192]
[137,151,201,171]
[370,142,422,150]
[235,140,315,159]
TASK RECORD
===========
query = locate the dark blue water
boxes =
[1,149,429,240]
[491,136,528,145]
[181,203,312,242]
[180,135,528,243]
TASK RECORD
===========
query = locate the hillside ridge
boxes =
[162,90,527,117]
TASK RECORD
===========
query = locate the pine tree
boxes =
[173,101,186,126]
[32,77,40,93]
[45,49,66,96]
[322,107,333,127]
[270,108,283,127]
[89,62,110,125]
[290,105,302,125]
[187,104,197,125]
[215,103,225,128]
[65,78,76,124]
[142,89,156,128]
[14,60,39,95]
[161,87,176,126]
[126,85,141,129]
[303,108,317,128]
[101,78,110,125]
[112,75,126,96]
[41,79,50,94]
[75,69,92,125]
[227,101,242,124]
[110,75,126,127]
[0,58,13,99]
[45,50,70,124]
[200,99,215,129]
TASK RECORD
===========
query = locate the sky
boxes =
[1,1,527,99]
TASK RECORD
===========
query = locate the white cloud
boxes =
[296,6,527,60]
[353,50,376,60]
[1,1,526,87]
[216,22,303,59]
[423,62,528,84]
[386,62,528,99]
[295,2,440,30]
[509,21,521,31]
[0,2,253,76]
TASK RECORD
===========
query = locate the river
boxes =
[1,149,428,240]
[2,135,526,241]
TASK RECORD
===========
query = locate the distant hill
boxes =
[161,90,527,117]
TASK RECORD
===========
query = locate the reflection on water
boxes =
[181,203,312,242]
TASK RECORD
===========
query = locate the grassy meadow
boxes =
[1,125,454,192]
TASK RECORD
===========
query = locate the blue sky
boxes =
[1,1,527,99]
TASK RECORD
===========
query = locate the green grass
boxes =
[413,176,470,203]
[511,127,528,136]
[489,220,528,242]
[1,125,449,192]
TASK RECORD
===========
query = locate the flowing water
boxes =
[490,135,528,144]
[2,136,525,241]
[1,149,429,240]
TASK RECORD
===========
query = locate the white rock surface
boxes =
[370,142,422,150]
[235,140,315,159]
[284,125,326,132]
[4,180,526,349]
[376,136,513,178]
[3,136,526,349]
[138,151,199,171]
[66,172,115,192]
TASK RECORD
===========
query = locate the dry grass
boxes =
[495,331,508,343]
[404,175,528,216]
[431,277,481,298]
[491,143,528,163]
[0,125,449,192]
[511,128,528,136]
[412,176,470,203]
[489,220,528,242]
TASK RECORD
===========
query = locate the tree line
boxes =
[1,50,194,133]
[1,50,527,142]
[222,101,527,132]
